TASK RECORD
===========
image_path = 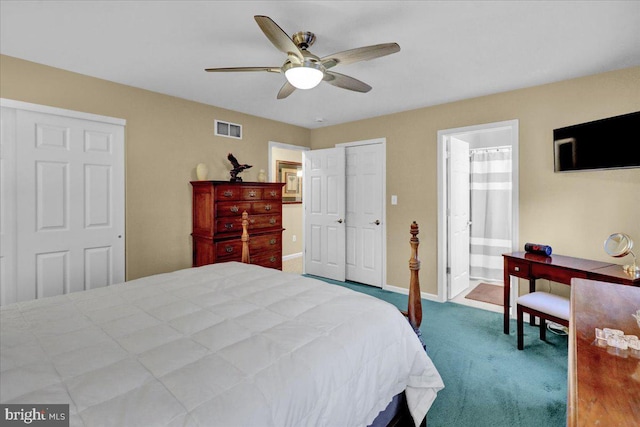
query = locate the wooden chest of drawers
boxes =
[191,181,284,270]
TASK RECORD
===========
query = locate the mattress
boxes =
[1,262,443,426]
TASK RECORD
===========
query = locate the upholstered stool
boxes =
[516,291,570,350]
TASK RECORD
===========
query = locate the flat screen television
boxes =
[553,111,640,172]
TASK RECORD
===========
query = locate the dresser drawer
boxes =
[215,234,281,263]
[215,239,243,261]
[249,214,282,230]
[215,218,242,234]
[240,187,263,200]
[250,233,282,255]
[252,253,282,270]
[508,259,530,278]
[262,187,282,200]
[252,201,281,215]
[216,201,252,217]
[215,185,267,201]
[215,185,242,201]
[215,214,281,234]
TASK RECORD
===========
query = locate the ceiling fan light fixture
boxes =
[284,63,324,90]
[205,16,400,99]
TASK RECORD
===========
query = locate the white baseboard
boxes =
[282,252,303,261]
[383,284,441,302]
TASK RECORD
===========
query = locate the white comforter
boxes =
[1,262,443,427]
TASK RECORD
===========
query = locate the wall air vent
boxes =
[215,120,242,139]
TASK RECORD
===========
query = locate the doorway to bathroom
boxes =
[436,120,519,312]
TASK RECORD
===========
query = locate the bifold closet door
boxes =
[0,107,18,305]
[303,142,385,287]
[345,143,384,287]
[303,147,346,281]
[0,104,125,304]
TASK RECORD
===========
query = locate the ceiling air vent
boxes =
[215,119,242,139]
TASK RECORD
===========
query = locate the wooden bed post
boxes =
[407,221,423,330]
[241,211,250,264]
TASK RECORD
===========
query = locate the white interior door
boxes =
[303,147,346,281]
[448,137,470,299]
[344,143,384,287]
[3,106,125,303]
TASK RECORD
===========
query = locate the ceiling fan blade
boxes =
[254,15,303,60]
[323,71,372,93]
[320,43,400,69]
[277,81,296,99]
[205,66,281,73]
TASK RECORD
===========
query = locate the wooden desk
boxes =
[502,252,640,334]
[568,279,640,426]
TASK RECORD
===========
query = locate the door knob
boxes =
[371,220,381,225]
[336,218,344,224]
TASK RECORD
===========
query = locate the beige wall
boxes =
[271,147,303,256]
[3,54,638,296]
[311,67,640,295]
[0,55,311,280]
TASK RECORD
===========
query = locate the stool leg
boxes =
[517,305,524,350]
[540,318,546,341]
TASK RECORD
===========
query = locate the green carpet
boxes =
[308,276,568,427]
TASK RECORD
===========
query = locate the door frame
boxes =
[0,98,126,305]
[335,138,387,288]
[268,141,309,263]
[436,120,519,307]
[268,141,310,182]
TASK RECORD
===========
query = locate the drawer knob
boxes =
[270,239,276,245]
[223,190,233,197]
[270,190,277,197]
[248,190,257,197]
[270,256,276,263]
[225,246,234,253]
[514,266,520,272]
[224,223,234,230]
[269,218,276,225]
[230,205,239,213]
[265,204,272,211]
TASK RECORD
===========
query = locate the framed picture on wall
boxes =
[276,160,302,203]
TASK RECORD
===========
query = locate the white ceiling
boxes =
[1,1,639,129]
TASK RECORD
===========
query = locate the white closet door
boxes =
[345,143,384,287]
[13,109,124,302]
[0,107,18,305]
[303,147,346,281]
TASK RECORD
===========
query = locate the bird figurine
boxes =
[227,153,252,182]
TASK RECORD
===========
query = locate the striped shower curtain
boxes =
[469,147,512,282]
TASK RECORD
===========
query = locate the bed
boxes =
[0,216,443,426]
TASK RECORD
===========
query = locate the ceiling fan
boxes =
[205,15,400,99]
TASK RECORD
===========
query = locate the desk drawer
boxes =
[531,264,587,285]
[508,260,530,278]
